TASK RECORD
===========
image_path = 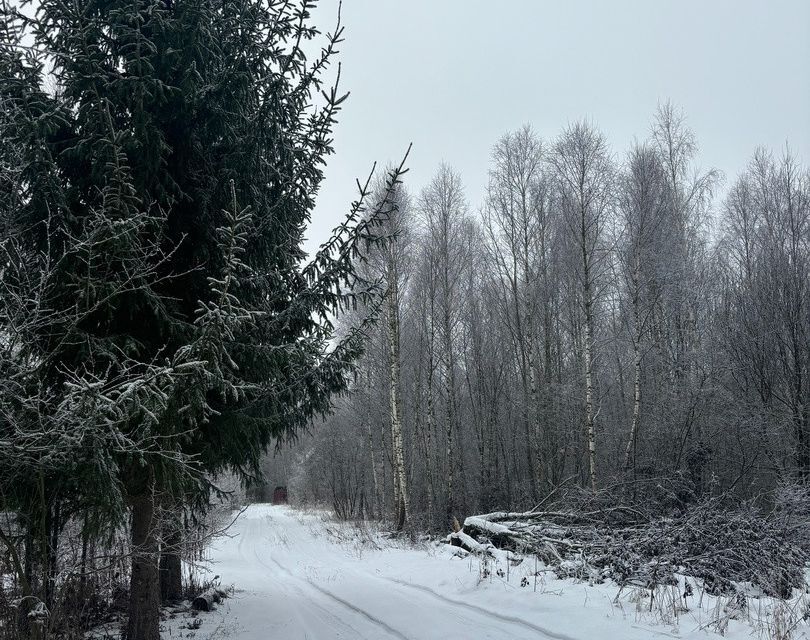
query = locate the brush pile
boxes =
[447,478,810,598]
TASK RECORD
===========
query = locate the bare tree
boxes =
[293,111,810,544]
[651,102,719,486]
[720,148,810,477]
[418,165,470,524]
[551,121,615,490]
[386,187,411,530]
[617,144,670,474]
[364,178,413,529]
[411,246,439,525]
[483,125,558,495]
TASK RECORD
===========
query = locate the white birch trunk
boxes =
[624,337,642,473]
[387,270,409,530]
[584,301,597,491]
[425,332,435,525]
[623,265,643,474]
[444,305,456,525]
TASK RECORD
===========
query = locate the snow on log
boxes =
[462,515,524,550]
[449,530,488,554]
[463,516,516,536]
[471,510,538,522]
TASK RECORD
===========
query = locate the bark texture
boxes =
[388,272,409,530]
[127,484,160,640]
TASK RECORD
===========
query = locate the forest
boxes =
[1,0,809,639]
[290,107,810,611]
[298,107,810,534]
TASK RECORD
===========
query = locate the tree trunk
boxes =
[442,238,458,524]
[387,272,409,531]
[624,275,643,475]
[364,373,381,519]
[127,480,160,640]
[584,289,597,491]
[424,338,435,527]
[527,335,544,496]
[444,320,456,525]
[80,513,89,599]
[159,512,183,603]
[44,498,60,610]
[192,588,226,611]
[624,337,642,474]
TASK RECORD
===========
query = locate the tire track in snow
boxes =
[379,577,578,640]
[242,508,576,640]
[253,513,414,640]
[259,554,374,639]
[264,509,563,640]
[261,549,412,640]
[248,548,373,639]
[240,517,375,639]
[272,551,556,640]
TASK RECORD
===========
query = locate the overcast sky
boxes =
[305,0,810,253]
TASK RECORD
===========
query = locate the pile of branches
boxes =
[448,477,809,598]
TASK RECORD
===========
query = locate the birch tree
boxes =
[551,121,614,490]
[617,144,670,474]
[418,165,470,524]
[382,184,412,530]
[412,246,439,525]
[650,103,718,485]
[483,125,558,495]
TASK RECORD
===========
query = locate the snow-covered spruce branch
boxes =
[297,146,412,320]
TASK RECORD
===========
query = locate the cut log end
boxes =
[191,588,228,612]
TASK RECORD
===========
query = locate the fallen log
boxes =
[449,530,488,554]
[463,517,521,550]
[191,588,228,612]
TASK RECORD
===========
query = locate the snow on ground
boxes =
[163,504,810,640]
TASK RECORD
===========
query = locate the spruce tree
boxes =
[0,1,405,637]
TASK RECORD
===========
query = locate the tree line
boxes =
[299,105,810,532]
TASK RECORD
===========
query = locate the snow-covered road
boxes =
[180,505,765,640]
[203,505,576,639]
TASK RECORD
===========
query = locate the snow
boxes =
[161,505,810,640]
[463,516,517,536]
[451,530,489,553]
